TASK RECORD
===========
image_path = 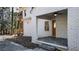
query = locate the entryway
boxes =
[36,9,68,50]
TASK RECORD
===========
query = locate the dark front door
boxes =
[52,20,56,37]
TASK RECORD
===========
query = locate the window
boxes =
[45,21,49,31]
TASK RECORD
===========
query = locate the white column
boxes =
[68,8,79,50]
[31,15,38,43]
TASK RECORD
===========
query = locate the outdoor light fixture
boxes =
[54,13,57,16]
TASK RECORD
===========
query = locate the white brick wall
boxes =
[68,8,79,50]
[24,7,79,50]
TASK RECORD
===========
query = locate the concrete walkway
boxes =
[0,40,46,51]
[0,35,46,51]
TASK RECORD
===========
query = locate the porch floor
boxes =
[38,37,68,47]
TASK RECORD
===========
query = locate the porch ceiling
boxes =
[37,9,67,20]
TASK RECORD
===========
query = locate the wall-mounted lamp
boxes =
[54,13,58,17]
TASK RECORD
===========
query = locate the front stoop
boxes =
[37,40,68,51]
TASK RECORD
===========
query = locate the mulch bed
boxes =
[6,36,39,49]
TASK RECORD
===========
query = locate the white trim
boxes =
[37,40,68,50]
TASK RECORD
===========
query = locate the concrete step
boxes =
[39,43,57,51]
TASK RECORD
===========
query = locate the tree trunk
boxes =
[11,7,14,35]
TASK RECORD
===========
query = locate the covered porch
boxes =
[36,9,68,50]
